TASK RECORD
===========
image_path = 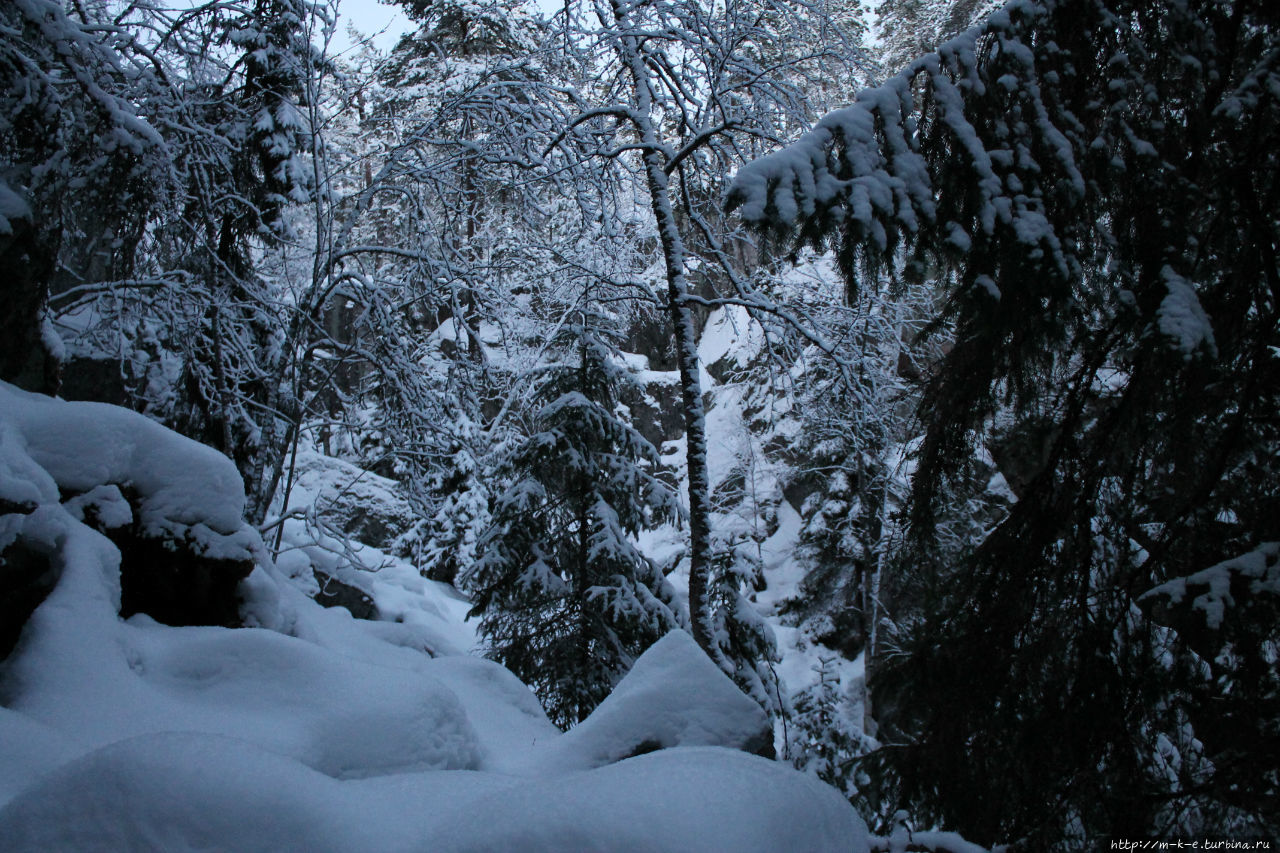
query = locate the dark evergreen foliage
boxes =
[731,0,1280,844]
[464,314,684,728]
[706,532,782,720]
[414,412,491,585]
[0,0,168,392]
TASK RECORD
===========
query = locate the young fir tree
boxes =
[731,0,1280,844]
[416,411,492,586]
[786,306,913,663]
[707,530,781,723]
[788,655,873,801]
[464,312,684,728]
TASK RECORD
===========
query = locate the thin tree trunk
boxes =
[577,340,593,723]
[608,3,719,664]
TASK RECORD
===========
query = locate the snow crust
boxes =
[0,385,870,851]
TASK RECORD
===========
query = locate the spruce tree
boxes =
[464,311,684,728]
[786,303,915,663]
[706,531,781,723]
[731,0,1280,843]
[416,412,491,586]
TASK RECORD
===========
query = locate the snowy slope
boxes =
[694,304,869,723]
[0,382,869,851]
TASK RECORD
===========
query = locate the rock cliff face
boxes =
[283,450,417,552]
[618,367,684,452]
[55,356,129,408]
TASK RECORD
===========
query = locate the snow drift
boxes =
[0,381,869,851]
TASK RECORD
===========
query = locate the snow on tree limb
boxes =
[727,0,1088,268]
[1142,542,1280,632]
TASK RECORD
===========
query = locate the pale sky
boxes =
[330,0,412,54]
[330,0,563,56]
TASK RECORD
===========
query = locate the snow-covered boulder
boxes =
[0,382,259,631]
[531,630,773,772]
[424,747,867,853]
[285,448,415,551]
[0,382,246,537]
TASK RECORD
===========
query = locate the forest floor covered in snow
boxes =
[0,379,870,851]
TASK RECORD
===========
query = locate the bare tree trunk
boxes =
[608,2,720,664]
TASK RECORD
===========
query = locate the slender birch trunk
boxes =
[606,1,719,663]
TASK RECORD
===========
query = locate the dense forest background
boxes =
[1,0,1276,848]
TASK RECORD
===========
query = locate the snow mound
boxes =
[0,736,866,853]
[0,734,359,853]
[136,623,483,778]
[0,732,870,845]
[0,707,75,806]
[2,530,487,788]
[428,747,866,853]
[0,387,869,851]
[532,630,772,772]
[0,381,246,541]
